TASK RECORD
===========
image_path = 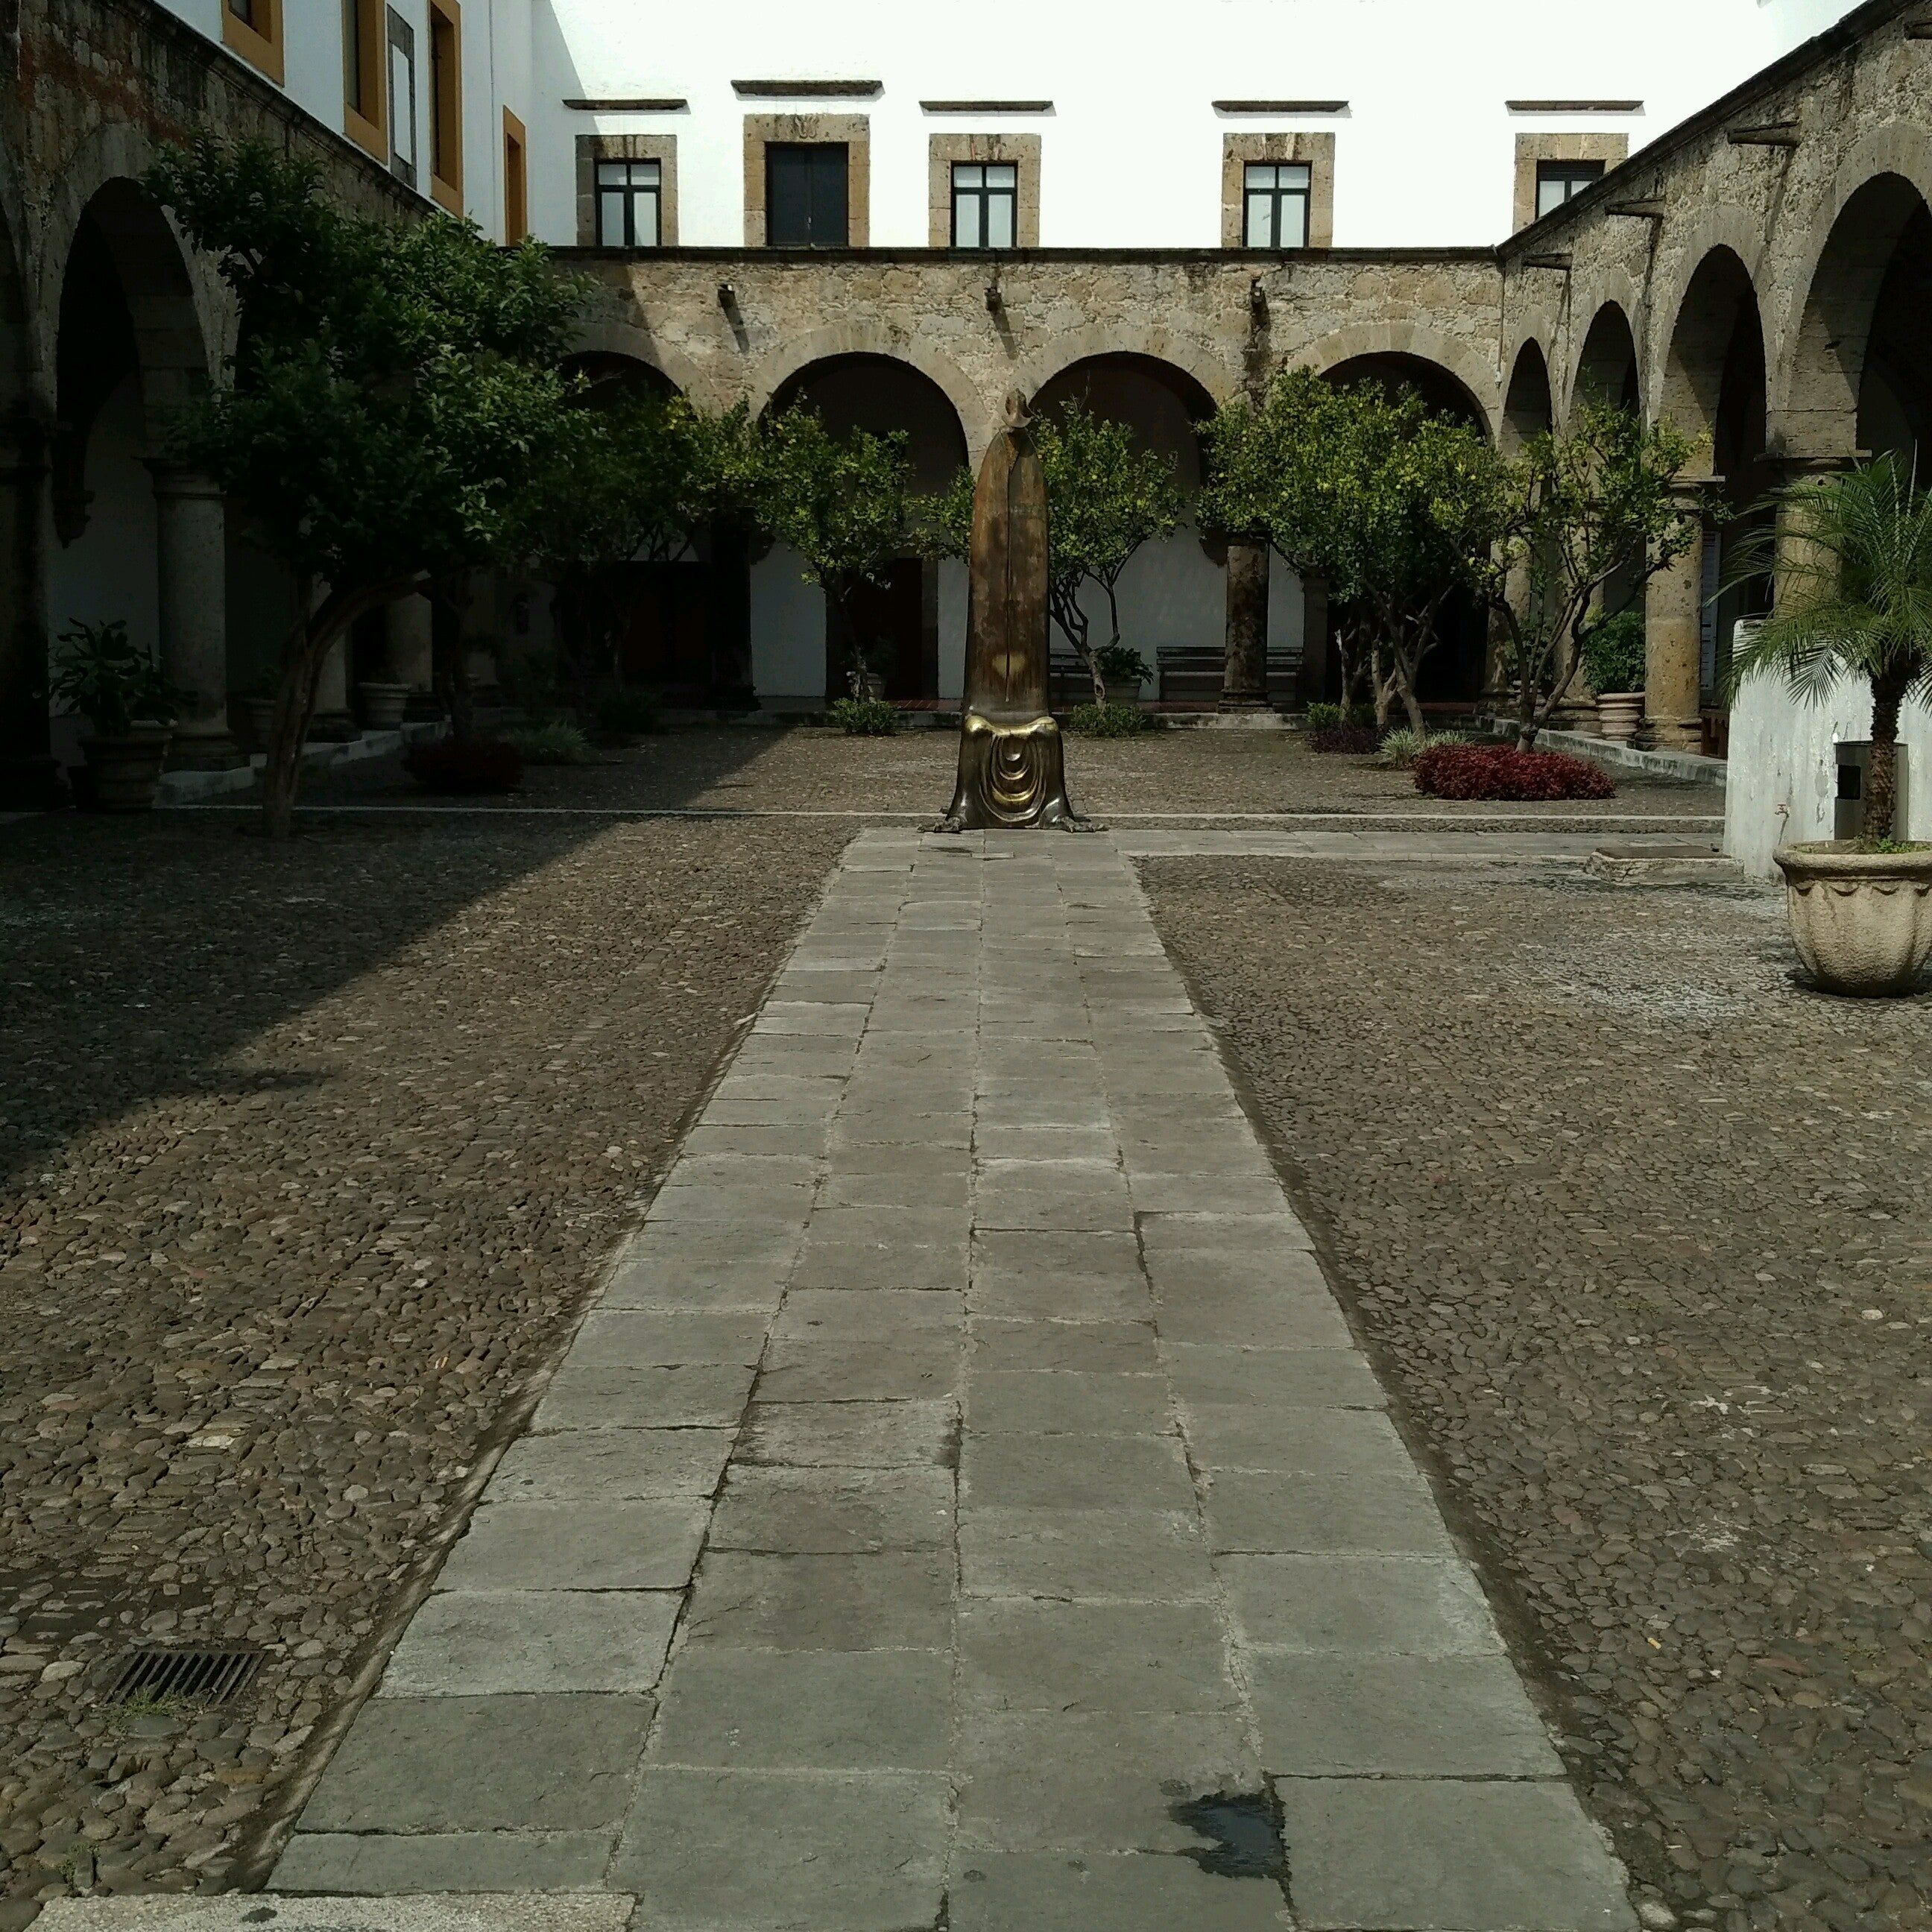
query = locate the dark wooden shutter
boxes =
[767,143,849,246]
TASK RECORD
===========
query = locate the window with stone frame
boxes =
[1244,162,1312,249]
[767,144,850,247]
[1535,158,1606,219]
[952,162,1018,248]
[596,159,663,247]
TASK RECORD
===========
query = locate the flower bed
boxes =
[1412,742,1616,801]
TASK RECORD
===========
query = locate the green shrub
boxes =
[1303,701,1374,733]
[1092,644,1152,695]
[1373,727,1470,769]
[1065,701,1150,738]
[504,719,596,764]
[829,697,898,736]
[1580,610,1646,694]
[51,619,185,735]
[593,686,662,737]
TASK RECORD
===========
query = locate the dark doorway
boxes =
[767,145,849,248]
[827,559,933,702]
[600,561,713,699]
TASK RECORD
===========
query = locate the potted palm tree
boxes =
[50,620,185,812]
[1730,455,1932,996]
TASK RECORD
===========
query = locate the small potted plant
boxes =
[50,619,184,812]
[1579,609,1646,744]
[1730,455,1932,997]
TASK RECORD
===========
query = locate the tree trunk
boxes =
[1868,664,1910,843]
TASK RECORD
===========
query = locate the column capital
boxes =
[1767,450,1867,480]
[143,459,225,502]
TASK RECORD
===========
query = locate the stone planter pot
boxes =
[357,681,409,730]
[1775,844,1932,996]
[79,726,172,812]
[1596,692,1644,744]
[242,697,277,751]
[856,672,888,703]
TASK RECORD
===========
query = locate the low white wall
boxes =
[1724,672,1932,877]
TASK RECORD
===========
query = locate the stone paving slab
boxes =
[261,828,1634,1931]
[37,1903,634,1932]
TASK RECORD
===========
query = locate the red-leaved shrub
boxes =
[1307,724,1383,755]
[405,736,525,795]
[1412,743,1616,801]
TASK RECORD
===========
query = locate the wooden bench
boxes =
[1155,645,1301,705]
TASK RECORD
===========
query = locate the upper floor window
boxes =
[598,159,663,247]
[1244,162,1311,249]
[1535,159,1605,218]
[388,10,419,189]
[222,0,283,83]
[767,143,850,247]
[428,0,464,212]
[953,162,1017,249]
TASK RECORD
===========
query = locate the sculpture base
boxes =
[929,711,1098,833]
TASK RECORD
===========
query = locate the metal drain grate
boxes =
[103,1647,262,1708]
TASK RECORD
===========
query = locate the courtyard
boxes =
[0,730,1925,1931]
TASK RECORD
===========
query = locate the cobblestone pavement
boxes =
[1140,856,1932,1932]
[0,809,845,1911]
[173,829,1638,1932]
[300,724,1722,824]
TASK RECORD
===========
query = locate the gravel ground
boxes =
[0,807,844,1908]
[1140,858,1932,1932]
[300,722,1722,823]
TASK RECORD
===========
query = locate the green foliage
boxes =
[504,719,596,764]
[1303,701,1374,732]
[1093,643,1152,694]
[1579,608,1647,694]
[1727,455,1932,841]
[1064,701,1152,737]
[828,696,899,736]
[1483,402,1705,745]
[593,686,663,736]
[932,404,1182,702]
[1373,727,1470,769]
[1205,370,1503,733]
[146,134,596,831]
[50,620,184,735]
[757,409,925,695]
[150,136,587,602]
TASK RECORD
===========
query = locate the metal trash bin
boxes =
[1835,740,1910,840]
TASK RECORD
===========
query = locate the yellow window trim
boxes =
[343,0,388,161]
[503,107,530,243]
[429,0,465,214]
[222,0,285,87]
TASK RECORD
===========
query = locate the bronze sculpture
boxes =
[933,391,1089,831]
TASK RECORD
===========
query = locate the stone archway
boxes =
[1501,339,1555,455]
[1296,323,1500,443]
[1570,301,1641,417]
[1779,171,1932,467]
[759,353,972,706]
[1025,352,1234,709]
[50,174,234,766]
[0,165,54,804]
[1319,350,1492,710]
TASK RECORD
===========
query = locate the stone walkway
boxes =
[52,829,1638,1932]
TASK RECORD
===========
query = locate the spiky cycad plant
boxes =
[1729,455,1932,843]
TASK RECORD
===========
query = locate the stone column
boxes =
[149,463,239,768]
[1644,489,1707,751]
[309,630,357,741]
[1774,454,1860,614]
[1221,536,1270,710]
[387,593,435,694]
[0,414,61,806]
[1297,574,1330,708]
